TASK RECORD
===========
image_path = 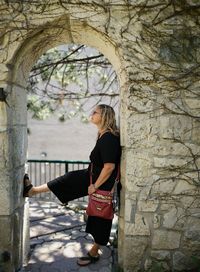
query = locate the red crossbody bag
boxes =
[86,163,120,220]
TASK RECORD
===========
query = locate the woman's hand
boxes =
[88,184,96,195]
[88,163,115,195]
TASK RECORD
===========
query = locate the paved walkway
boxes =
[24,200,118,272]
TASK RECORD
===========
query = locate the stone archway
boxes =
[0,16,127,271]
[1,2,200,272]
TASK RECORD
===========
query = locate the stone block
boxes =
[0,129,25,213]
[185,98,200,109]
[151,250,170,261]
[179,196,197,209]
[183,229,200,252]
[160,203,175,211]
[186,217,200,232]
[126,178,142,193]
[13,207,24,269]
[173,180,197,195]
[0,172,11,215]
[153,157,187,168]
[10,126,27,169]
[152,230,181,249]
[192,120,200,144]
[12,166,26,209]
[8,85,27,126]
[173,251,197,271]
[0,130,9,168]
[122,236,149,271]
[125,149,153,178]
[124,198,136,222]
[0,103,7,127]
[0,64,9,81]
[139,186,152,200]
[163,207,185,229]
[185,229,200,242]
[0,214,22,272]
[159,115,192,141]
[123,112,159,148]
[125,214,150,236]
[153,214,161,229]
[188,208,200,218]
[138,199,159,212]
[22,200,30,265]
[153,141,200,157]
[151,179,176,196]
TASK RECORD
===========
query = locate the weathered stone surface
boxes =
[151,179,176,196]
[192,120,200,144]
[0,103,7,127]
[0,171,11,215]
[125,214,150,236]
[185,98,200,109]
[185,217,200,244]
[153,214,161,229]
[0,212,23,272]
[138,199,159,212]
[159,115,192,141]
[0,64,9,81]
[152,230,181,249]
[154,157,188,168]
[163,207,185,229]
[151,250,170,261]
[152,141,195,157]
[122,236,149,271]
[178,196,195,209]
[9,85,27,126]
[144,258,152,271]
[173,251,197,271]
[173,180,197,195]
[124,198,136,222]
[10,126,27,169]
[185,229,200,242]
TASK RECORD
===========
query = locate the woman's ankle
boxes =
[89,246,99,257]
[28,187,35,197]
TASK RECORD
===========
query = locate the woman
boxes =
[23,104,121,266]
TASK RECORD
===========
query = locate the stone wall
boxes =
[0,1,200,271]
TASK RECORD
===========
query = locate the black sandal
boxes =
[23,174,33,197]
[77,252,100,266]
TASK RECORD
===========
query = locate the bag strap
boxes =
[90,163,120,192]
[115,164,120,182]
[111,164,120,193]
[90,163,93,185]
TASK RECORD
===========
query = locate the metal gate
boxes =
[27,159,90,203]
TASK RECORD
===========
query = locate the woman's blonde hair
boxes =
[97,104,119,136]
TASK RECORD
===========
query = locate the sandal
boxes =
[77,252,100,266]
[23,174,33,197]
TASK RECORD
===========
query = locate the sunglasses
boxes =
[91,111,101,115]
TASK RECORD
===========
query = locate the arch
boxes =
[10,15,127,87]
[2,15,128,271]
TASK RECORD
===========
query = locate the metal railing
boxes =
[27,159,90,203]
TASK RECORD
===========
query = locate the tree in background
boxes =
[27,44,119,122]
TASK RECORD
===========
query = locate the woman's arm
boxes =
[88,163,115,195]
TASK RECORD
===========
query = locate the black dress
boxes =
[47,132,121,245]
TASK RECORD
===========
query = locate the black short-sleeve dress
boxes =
[47,132,121,245]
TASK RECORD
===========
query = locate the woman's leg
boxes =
[23,174,50,197]
[89,243,100,257]
[28,184,50,197]
[77,242,100,266]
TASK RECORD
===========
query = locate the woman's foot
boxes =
[77,252,100,266]
[23,174,33,197]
